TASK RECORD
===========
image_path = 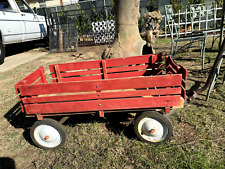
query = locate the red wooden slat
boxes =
[39,67,47,83]
[107,70,147,79]
[34,78,43,85]
[51,69,102,78]
[49,60,102,72]
[102,60,108,79]
[55,65,62,82]
[157,70,163,75]
[15,66,45,87]
[105,55,157,67]
[19,75,182,96]
[166,56,179,71]
[154,63,163,69]
[182,79,186,89]
[60,74,103,82]
[22,87,181,104]
[24,95,181,114]
[178,66,187,80]
[107,64,149,73]
[167,66,177,74]
[181,86,186,100]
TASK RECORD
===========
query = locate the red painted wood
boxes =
[181,86,186,100]
[107,65,151,73]
[49,60,102,72]
[24,95,181,115]
[55,65,62,82]
[105,55,151,68]
[166,56,179,72]
[102,60,108,79]
[22,87,181,104]
[39,67,47,83]
[34,78,43,85]
[15,66,46,87]
[99,111,104,117]
[157,70,163,75]
[54,74,103,82]
[105,54,162,68]
[19,75,182,96]
[107,70,148,79]
[51,69,102,79]
[167,66,177,74]
[107,64,149,73]
[178,66,187,80]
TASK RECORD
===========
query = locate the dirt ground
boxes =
[0,39,224,168]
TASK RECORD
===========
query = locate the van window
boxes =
[16,0,32,13]
[0,0,11,10]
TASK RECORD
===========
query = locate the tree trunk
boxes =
[102,0,145,59]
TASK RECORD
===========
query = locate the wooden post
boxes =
[59,29,63,52]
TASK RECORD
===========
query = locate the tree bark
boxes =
[102,0,145,59]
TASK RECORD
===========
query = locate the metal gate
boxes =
[45,8,78,52]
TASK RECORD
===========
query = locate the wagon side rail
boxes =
[165,55,187,100]
[49,54,164,83]
[15,66,47,112]
[17,74,183,116]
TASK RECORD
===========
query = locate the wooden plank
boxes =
[22,87,181,104]
[105,55,151,67]
[19,75,182,96]
[15,67,45,87]
[59,74,103,82]
[102,60,108,79]
[167,66,177,74]
[34,78,43,85]
[39,67,47,83]
[107,70,147,79]
[178,65,187,80]
[167,57,179,71]
[181,86,186,100]
[24,95,181,114]
[107,64,149,73]
[55,65,62,82]
[105,54,161,67]
[154,63,163,69]
[49,60,102,72]
[51,69,102,79]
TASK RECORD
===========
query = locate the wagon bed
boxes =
[15,54,187,149]
[15,54,186,118]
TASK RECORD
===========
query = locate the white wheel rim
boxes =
[138,117,168,142]
[34,125,62,148]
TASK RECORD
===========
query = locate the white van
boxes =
[0,0,47,64]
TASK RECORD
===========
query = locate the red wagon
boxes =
[15,54,187,149]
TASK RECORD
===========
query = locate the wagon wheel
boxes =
[30,119,66,150]
[134,111,173,144]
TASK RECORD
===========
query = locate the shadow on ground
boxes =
[4,102,138,147]
[0,157,16,169]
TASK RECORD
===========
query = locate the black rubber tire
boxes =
[0,40,5,65]
[30,118,66,150]
[134,111,173,144]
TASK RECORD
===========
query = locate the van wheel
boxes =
[0,40,5,65]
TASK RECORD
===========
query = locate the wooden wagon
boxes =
[15,54,187,149]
